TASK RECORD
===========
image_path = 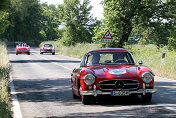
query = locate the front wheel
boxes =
[28,52,30,55]
[52,52,55,55]
[16,53,18,55]
[141,93,152,102]
[72,90,80,99]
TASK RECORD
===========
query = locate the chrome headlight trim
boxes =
[142,72,153,83]
[84,74,95,85]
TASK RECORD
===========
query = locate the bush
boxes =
[0,42,12,118]
[168,37,176,51]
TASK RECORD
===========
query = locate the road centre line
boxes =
[37,54,73,71]
[10,73,23,118]
[163,106,176,113]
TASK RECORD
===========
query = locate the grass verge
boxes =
[0,42,12,118]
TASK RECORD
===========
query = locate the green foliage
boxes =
[0,0,10,10]
[100,0,176,48]
[168,37,176,51]
[57,0,97,46]
[1,0,43,46]
[0,11,9,34]
[0,42,11,118]
[125,44,176,79]
[41,3,61,41]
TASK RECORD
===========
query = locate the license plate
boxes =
[111,91,129,96]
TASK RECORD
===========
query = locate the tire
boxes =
[142,93,152,102]
[52,52,55,55]
[81,95,94,105]
[16,53,18,55]
[28,52,30,55]
[40,52,43,54]
[72,90,80,99]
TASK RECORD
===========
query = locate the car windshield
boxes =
[86,51,135,66]
[44,44,53,47]
[17,43,27,47]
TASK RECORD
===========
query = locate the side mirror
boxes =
[138,60,143,66]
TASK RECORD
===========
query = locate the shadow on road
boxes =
[10,60,81,64]
[10,78,176,117]
[11,78,156,106]
[44,106,176,118]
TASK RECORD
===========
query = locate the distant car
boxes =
[40,44,55,55]
[16,43,30,55]
[71,48,157,105]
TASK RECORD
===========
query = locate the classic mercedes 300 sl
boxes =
[40,44,55,55]
[71,48,157,104]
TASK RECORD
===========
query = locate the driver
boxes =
[91,53,100,64]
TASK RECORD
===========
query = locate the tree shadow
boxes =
[10,60,81,64]
[11,78,176,117]
[43,106,176,118]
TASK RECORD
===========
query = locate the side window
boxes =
[80,54,86,67]
[87,54,92,66]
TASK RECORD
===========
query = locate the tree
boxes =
[0,0,10,36]
[41,3,61,41]
[0,0,10,10]
[2,0,43,45]
[101,0,176,48]
[58,0,95,46]
[0,11,9,35]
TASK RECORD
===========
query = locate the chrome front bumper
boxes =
[80,85,157,96]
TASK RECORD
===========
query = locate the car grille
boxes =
[44,49,52,52]
[19,49,27,52]
[99,79,139,90]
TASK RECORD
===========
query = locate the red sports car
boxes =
[71,48,157,104]
[16,43,30,55]
[40,44,55,55]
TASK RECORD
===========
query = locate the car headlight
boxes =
[142,72,153,83]
[84,74,95,85]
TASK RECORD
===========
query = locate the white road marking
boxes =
[163,106,176,113]
[37,54,73,71]
[10,74,23,118]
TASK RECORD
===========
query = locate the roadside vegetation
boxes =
[0,42,11,118]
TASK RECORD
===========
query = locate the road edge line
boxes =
[10,74,22,118]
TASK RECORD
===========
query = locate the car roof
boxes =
[87,48,129,54]
[44,44,53,45]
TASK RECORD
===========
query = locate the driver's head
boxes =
[91,53,100,64]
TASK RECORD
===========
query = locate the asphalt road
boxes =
[8,47,176,118]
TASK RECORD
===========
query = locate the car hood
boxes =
[87,65,139,79]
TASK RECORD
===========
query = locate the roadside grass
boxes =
[54,41,100,59]
[0,42,12,118]
[40,41,176,80]
[125,44,176,79]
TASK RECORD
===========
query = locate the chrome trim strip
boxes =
[80,89,157,96]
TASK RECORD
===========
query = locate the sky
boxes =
[39,0,104,20]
